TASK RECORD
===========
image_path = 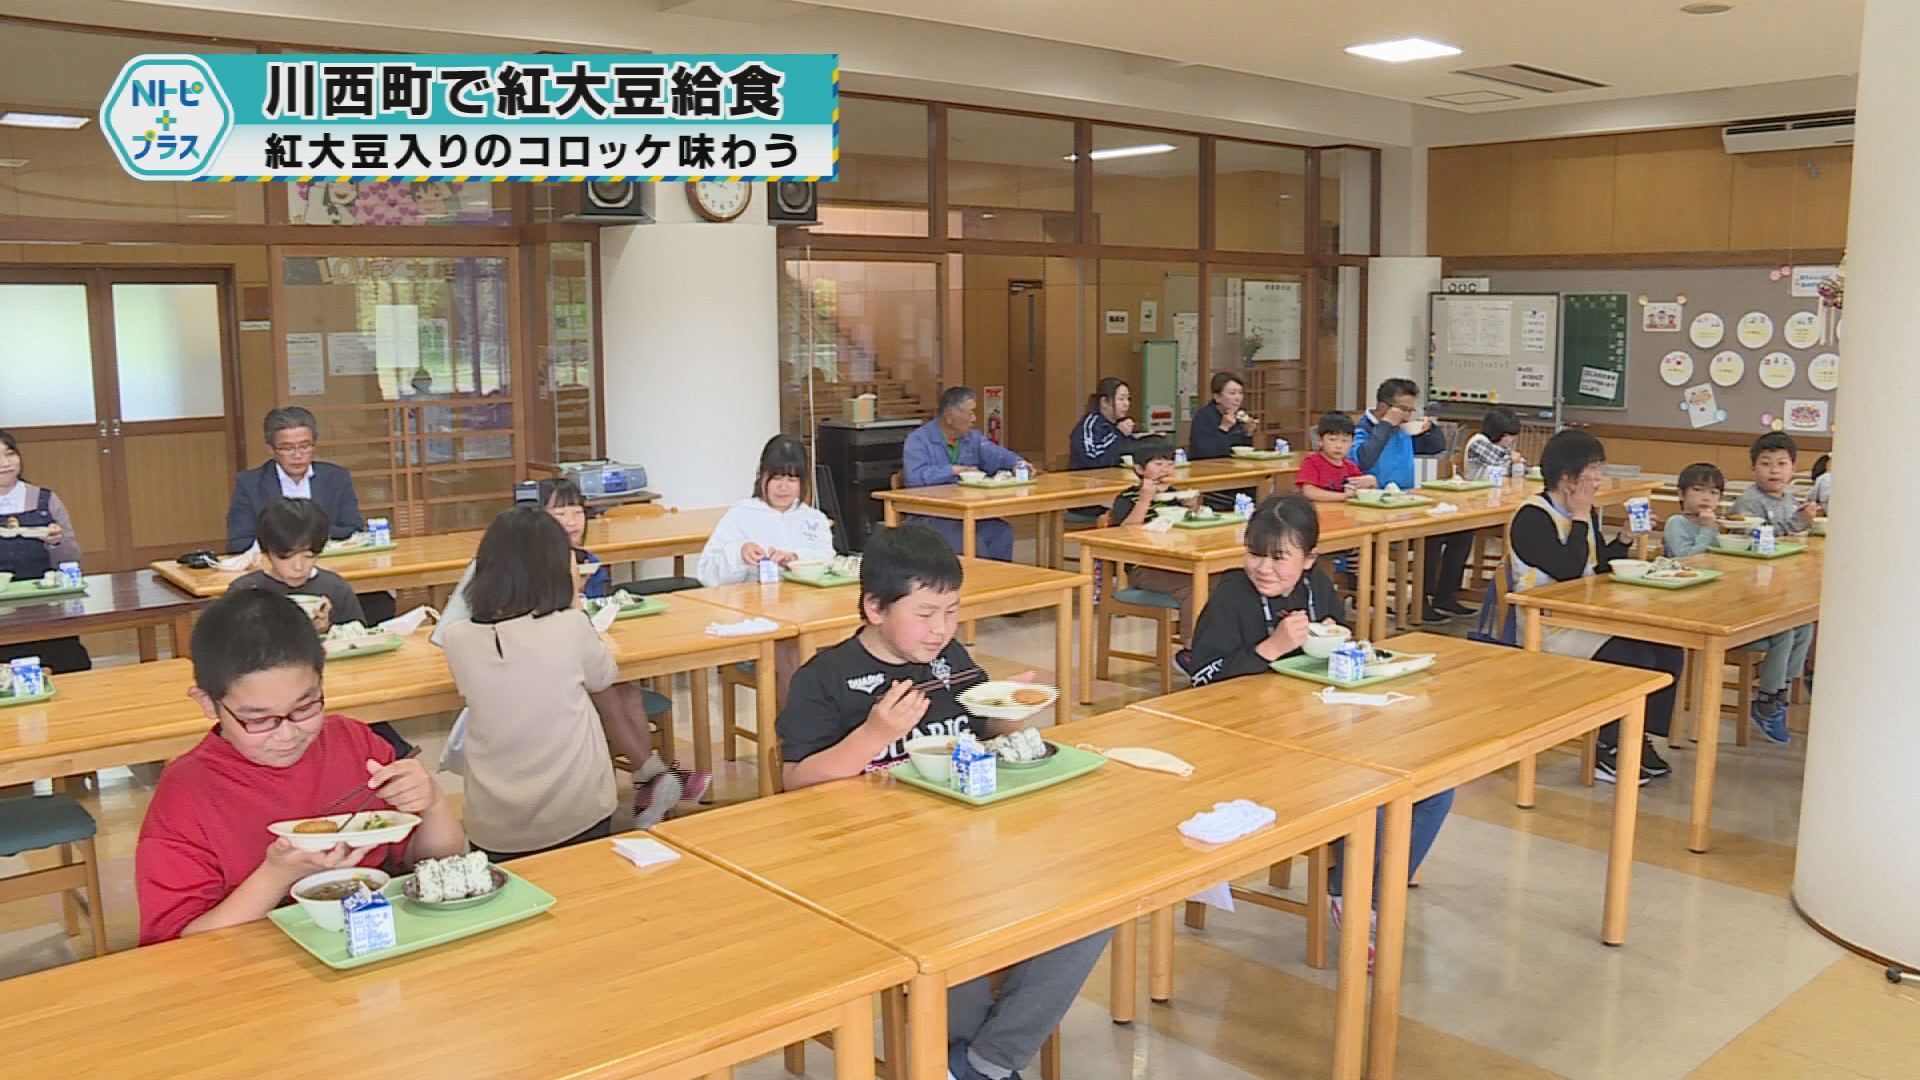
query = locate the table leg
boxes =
[1109,915,1138,1023]
[884,502,901,527]
[962,514,978,645]
[136,626,159,663]
[1688,640,1726,853]
[688,669,713,786]
[836,994,877,1080]
[755,641,780,798]
[1515,609,1544,808]
[1352,541,1373,642]
[171,613,194,658]
[1052,511,1066,571]
[1078,574,1095,706]
[1149,905,1174,1002]
[908,971,948,1080]
[1053,591,1073,725]
[1603,700,1648,944]
[799,632,820,667]
[1367,797,1414,1080]
[1331,810,1375,1080]
[1371,534,1392,642]
[1410,538,1428,628]
[1192,563,1212,623]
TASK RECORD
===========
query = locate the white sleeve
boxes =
[798,506,838,561]
[694,507,753,587]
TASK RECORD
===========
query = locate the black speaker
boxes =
[767,180,819,225]
[560,180,654,222]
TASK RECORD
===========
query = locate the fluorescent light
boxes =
[187,212,232,219]
[0,158,27,168]
[0,111,90,130]
[1345,38,1461,63]
[1062,143,1178,162]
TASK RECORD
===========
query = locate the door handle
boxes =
[98,422,108,438]
[110,419,122,437]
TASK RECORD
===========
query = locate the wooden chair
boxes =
[1181,848,1333,968]
[718,661,757,762]
[1093,533,1180,694]
[785,980,1063,1080]
[0,794,107,960]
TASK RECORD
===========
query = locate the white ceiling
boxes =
[795,0,1865,112]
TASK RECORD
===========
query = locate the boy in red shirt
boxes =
[1296,411,1377,502]
[136,590,466,945]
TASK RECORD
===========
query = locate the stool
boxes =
[0,794,107,959]
[719,660,757,762]
[1095,572,1180,694]
[1721,648,1761,747]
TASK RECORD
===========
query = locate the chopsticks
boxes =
[314,744,421,833]
[912,666,988,695]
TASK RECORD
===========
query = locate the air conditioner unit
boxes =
[1722,112,1854,154]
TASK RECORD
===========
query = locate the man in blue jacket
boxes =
[901,386,1034,561]
[1350,378,1473,622]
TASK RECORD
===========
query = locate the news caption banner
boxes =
[99,53,839,181]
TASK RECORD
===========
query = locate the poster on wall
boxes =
[1808,352,1840,391]
[1689,312,1725,349]
[1172,312,1200,417]
[1642,302,1682,332]
[1104,310,1129,335]
[327,331,377,376]
[289,180,502,225]
[1521,307,1549,352]
[1577,366,1620,401]
[1783,311,1822,350]
[1791,265,1840,298]
[286,332,326,396]
[1242,280,1302,361]
[1515,363,1548,394]
[1784,398,1831,433]
[982,385,1006,446]
[1758,351,1797,389]
[1139,298,1158,334]
[1684,383,1722,429]
[1659,350,1695,386]
[1710,350,1746,387]
[1736,311,1775,349]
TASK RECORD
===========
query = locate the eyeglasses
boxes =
[273,441,316,455]
[218,695,326,734]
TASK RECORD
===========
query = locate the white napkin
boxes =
[1188,883,1236,912]
[1178,799,1277,844]
[215,544,259,573]
[1426,502,1460,516]
[591,601,620,633]
[438,707,471,774]
[706,616,780,637]
[1144,517,1175,533]
[380,605,439,637]
[1316,687,1415,707]
[612,836,680,867]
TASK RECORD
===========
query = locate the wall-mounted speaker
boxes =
[559,180,655,223]
[767,180,819,225]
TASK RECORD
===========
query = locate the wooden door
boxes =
[1006,281,1045,455]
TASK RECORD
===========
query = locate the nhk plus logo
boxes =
[100,54,233,179]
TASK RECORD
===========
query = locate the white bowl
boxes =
[290,867,390,932]
[1229,445,1255,457]
[956,470,986,484]
[786,561,826,577]
[289,594,326,616]
[904,735,957,782]
[1609,559,1652,580]
[1353,488,1387,504]
[268,810,421,852]
[1399,420,1426,436]
[1119,455,1135,467]
[1302,624,1353,659]
[0,572,12,590]
[1717,533,1753,552]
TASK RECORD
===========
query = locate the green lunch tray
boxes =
[0,579,86,603]
[1348,494,1435,510]
[889,743,1107,806]
[588,596,671,619]
[1269,649,1433,689]
[318,541,397,558]
[323,634,407,661]
[956,476,1035,489]
[1420,478,1493,492]
[783,567,859,588]
[1228,449,1291,461]
[268,867,557,970]
[1171,512,1249,530]
[1713,541,1807,560]
[1612,568,1723,590]
[0,680,55,709]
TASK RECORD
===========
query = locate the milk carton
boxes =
[1014,461,1032,483]
[1755,524,1777,555]
[1626,498,1652,534]
[57,562,82,589]
[367,517,392,546]
[1274,438,1291,454]
[1233,492,1255,517]
[1173,448,1189,468]
[1328,643,1368,684]
[7,657,45,698]
[758,557,780,584]
[342,884,396,956]
[950,734,998,798]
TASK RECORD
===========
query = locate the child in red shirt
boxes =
[136,590,466,945]
[1296,411,1377,502]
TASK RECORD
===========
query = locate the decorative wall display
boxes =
[1784,398,1831,434]
[1736,311,1775,349]
[1807,352,1841,391]
[1659,350,1695,386]
[1758,351,1797,390]
[1642,302,1682,332]
[1684,383,1722,428]
[1783,310,1822,350]
[1104,310,1128,335]
[1689,312,1724,348]
[1710,350,1746,387]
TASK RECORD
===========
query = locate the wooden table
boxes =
[1071,507,1380,654]
[149,507,728,598]
[1082,454,1304,500]
[1506,541,1823,852]
[657,709,1408,1080]
[683,557,1090,720]
[873,474,1131,570]
[1132,632,1672,1079]
[0,571,205,661]
[1353,478,1661,640]
[0,595,794,796]
[0,833,911,1079]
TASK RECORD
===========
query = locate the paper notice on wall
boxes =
[1684,383,1721,429]
[1242,279,1301,361]
[1577,366,1619,400]
[1784,398,1830,433]
[1521,308,1548,352]
[1514,363,1548,393]
[419,317,448,370]
[286,332,326,396]
[1447,298,1512,355]
[1172,312,1200,408]
[327,330,377,376]
[1105,309,1129,335]
[1139,298,1158,333]
[375,304,420,371]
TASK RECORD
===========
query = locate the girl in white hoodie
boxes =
[696,435,837,586]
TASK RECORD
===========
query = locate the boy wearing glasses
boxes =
[135,590,464,945]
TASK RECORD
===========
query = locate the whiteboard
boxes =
[1428,292,1560,410]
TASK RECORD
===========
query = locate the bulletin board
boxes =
[1476,266,1840,434]
[1427,292,1560,409]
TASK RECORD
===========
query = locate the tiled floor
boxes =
[4,557,1911,1078]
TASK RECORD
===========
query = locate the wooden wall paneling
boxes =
[1611,128,1733,253]
[1506,135,1617,255]
[121,430,231,552]
[1791,146,1853,250]
[1041,257,1087,469]
[1727,151,1799,250]
[1426,143,1512,256]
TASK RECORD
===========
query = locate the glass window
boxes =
[1214,140,1308,254]
[947,110,1077,242]
[1209,268,1309,447]
[778,255,941,437]
[1089,126,1198,248]
[545,242,598,463]
[112,284,225,421]
[1318,148,1377,255]
[0,283,95,425]
[818,98,929,237]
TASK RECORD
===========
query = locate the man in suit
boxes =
[225,407,364,554]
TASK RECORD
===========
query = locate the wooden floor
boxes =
[0,539,1907,1079]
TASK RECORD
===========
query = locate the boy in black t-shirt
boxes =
[774,524,1111,1080]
